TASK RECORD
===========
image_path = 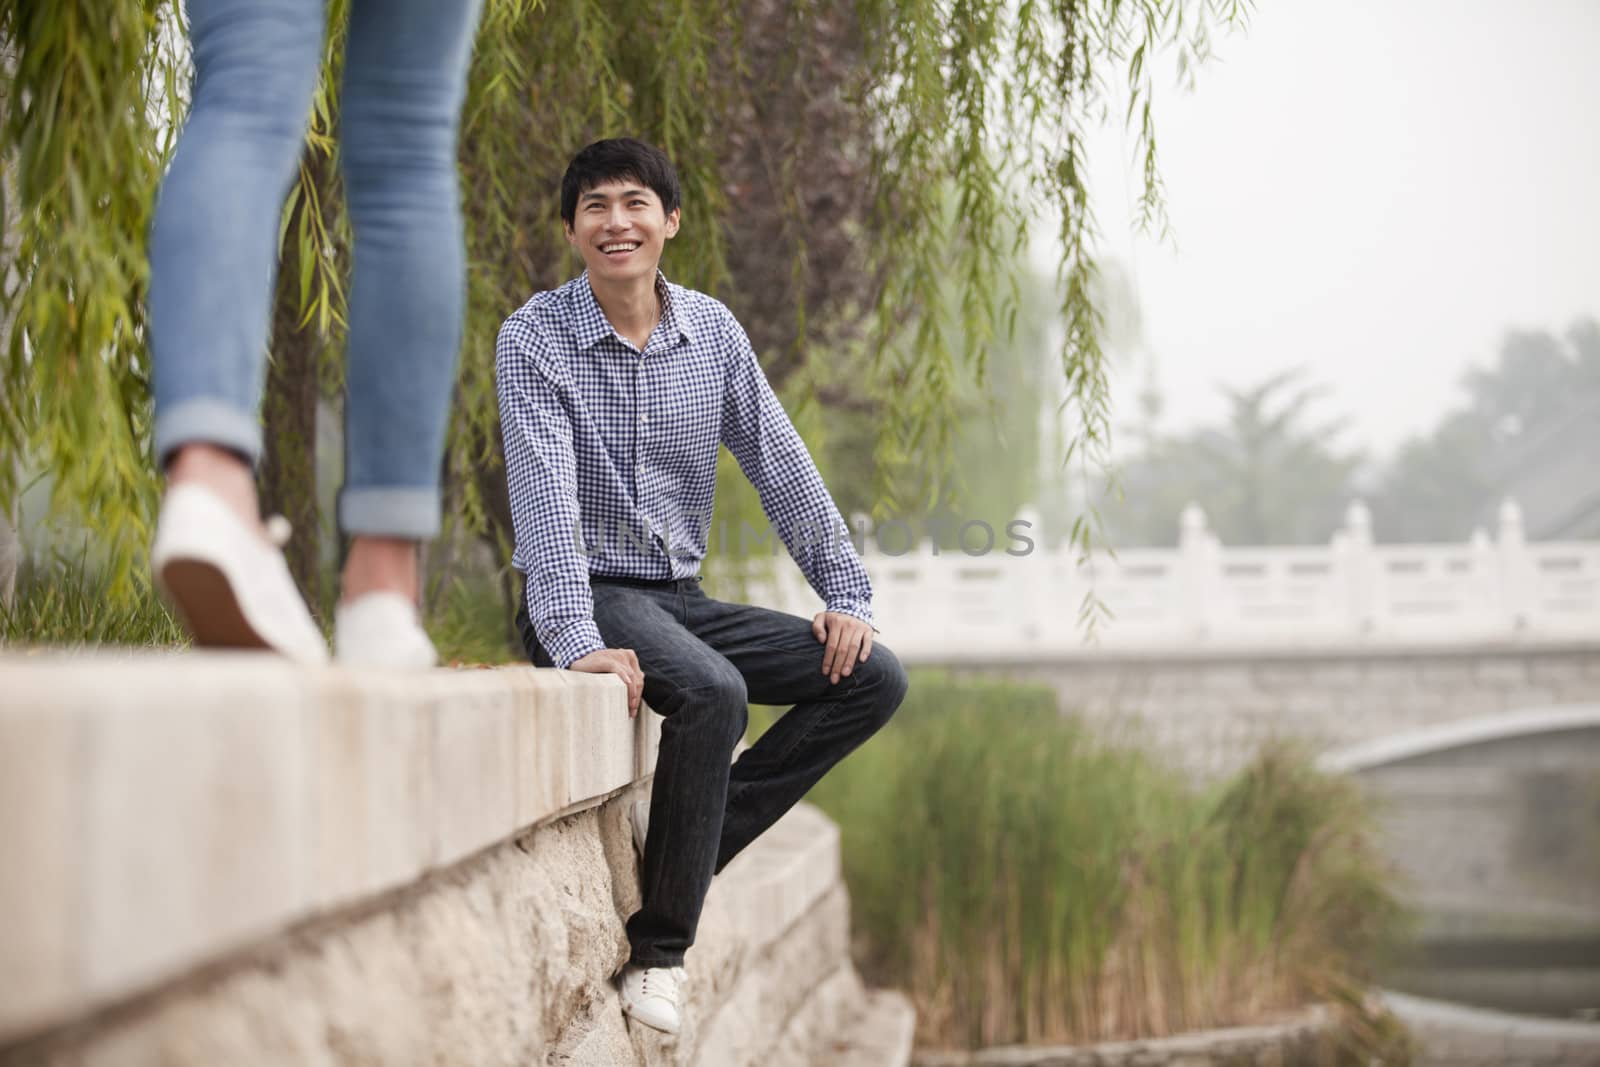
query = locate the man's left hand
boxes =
[812,611,873,685]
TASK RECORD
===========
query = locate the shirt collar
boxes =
[570,270,694,352]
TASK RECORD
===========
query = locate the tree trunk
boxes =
[259,151,328,614]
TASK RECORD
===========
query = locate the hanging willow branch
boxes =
[0,0,183,603]
[0,0,1247,615]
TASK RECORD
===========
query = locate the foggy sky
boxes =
[1079,0,1600,459]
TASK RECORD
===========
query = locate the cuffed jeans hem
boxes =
[338,486,441,540]
[153,399,263,469]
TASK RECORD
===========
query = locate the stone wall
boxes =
[1383,992,1600,1067]
[913,1008,1343,1066]
[0,652,913,1066]
[1331,711,1600,932]
[941,643,1600,779]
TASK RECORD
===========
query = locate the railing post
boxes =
[1178,503,1214,639]
[1497,498,1530,633]
[1012,504,1043,648]
[1469,526,1495,630]
[1338,500,1375,637]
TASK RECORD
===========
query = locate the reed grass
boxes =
[1,548,188,649]
[761,670,1411,1057]
[2,544,525,665]
[425,571,521,666]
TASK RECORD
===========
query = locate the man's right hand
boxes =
[567,648,645,717]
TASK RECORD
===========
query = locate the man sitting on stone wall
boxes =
[495,138,909,1036]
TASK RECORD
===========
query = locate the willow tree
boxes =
[0,0,1246,614]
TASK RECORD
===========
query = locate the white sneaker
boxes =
[334,591,437,669]
[619,964,685,1035]
[151,484,328,663]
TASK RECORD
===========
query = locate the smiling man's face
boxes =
[564,179,680,287]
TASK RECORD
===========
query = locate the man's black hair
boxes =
[560,138,682,226]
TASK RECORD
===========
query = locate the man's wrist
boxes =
[542,618,607,669]
[824,598,875,629]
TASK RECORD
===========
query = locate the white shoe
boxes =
[619,964,685,1035]
[630,799,650,861]
[334,592,437,669]
[151,484,328,663]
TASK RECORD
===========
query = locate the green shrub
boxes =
[762,670,1409,1056]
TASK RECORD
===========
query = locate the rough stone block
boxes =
[710,804,840,953]
[1360,657,1421,689]
[1526,655,1589,686]
[1472,657,1528,685]
[766,964,865,1067]
[1197,665,1255,692]
[1145,668,1203,695]
[833,988,917,1067]
[1499,686,1558,712]
[1248,663,1311,692]
[1306,661,1365,686]
[694,886,853,1067]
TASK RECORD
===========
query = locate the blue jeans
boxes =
[517,577,910,968]
[149,0,482,538]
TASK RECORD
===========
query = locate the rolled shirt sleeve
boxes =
[495,316,607,669]
[717,313,875,624]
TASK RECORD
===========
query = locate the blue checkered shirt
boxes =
[496,272,873,669]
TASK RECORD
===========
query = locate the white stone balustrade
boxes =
[743,499,1600,660]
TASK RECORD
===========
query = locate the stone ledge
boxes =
[704,801,840,951]
[1382,989,1600,1066]
[0,651,661,1045]
[918,641,1600,669]
[913,1007,1337,1066]
[832,988,917,1067]
[1316,705,1600,773]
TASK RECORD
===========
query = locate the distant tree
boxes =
[1372,319,1600,541]
[1105,368,1361,546]
[1462,322,1600,433]
[1,0,1247,611]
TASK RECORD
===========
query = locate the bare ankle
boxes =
[165,444,261,532]
[342,537,421,604]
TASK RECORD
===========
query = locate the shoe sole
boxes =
[157,557,272,650]
[631,803,648,861]
[620,1001,680,1035]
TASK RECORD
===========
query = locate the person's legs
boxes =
[583,580,750,969]
[518,580,907,963]
[336,0,480,571]
[151,0,326,470]
[681,588,909,871]
[328,0,482,665]
[149,0,326,485]
[146,0,331,661]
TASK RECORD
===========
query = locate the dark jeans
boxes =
[516,576,909,968]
